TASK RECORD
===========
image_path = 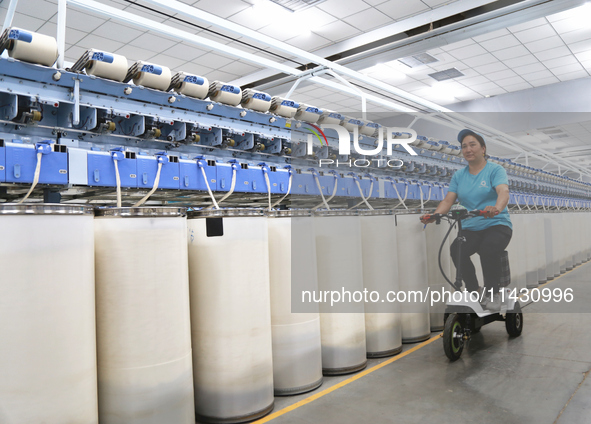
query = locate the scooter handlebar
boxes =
[420,209,488,224]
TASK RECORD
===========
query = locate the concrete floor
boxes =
[259,262,591,424]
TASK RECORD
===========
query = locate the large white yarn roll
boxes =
[94,210,195,424]
[7,27,58,66]
[86,50,128,82]
[187,212,274,423]
[0,205,97,424]
[395,213,430,343]
[360,212,402,357]
[132,61,172,91]
[267,212,323,395]
[314,212,367,374]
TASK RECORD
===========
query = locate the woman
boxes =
[421,129,512,310]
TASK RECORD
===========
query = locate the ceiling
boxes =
[1,0,591,179]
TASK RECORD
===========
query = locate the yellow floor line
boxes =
[253,335,442,423]
[255,260,589,423]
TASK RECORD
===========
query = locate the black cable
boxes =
[438,217,459,290]
[122,0,307,67]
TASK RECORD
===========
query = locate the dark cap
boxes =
[457,129,484,144]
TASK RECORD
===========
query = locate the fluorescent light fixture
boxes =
[362,63,406,80]
[269,0,327,13]
[253,1,325,34]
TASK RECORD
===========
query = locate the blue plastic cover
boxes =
[137,155,179,190]
[183,75,205,85]
[280,99,299,108]
[140,64,162,75]
[91,51,114,63]
[8,29,33,43]
[252,92,271,101]
[221,84,240,94]
[88,151,137,187]
[5,142,67,185]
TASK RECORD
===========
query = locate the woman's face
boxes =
[461,135,485,161]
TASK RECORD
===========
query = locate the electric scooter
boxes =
[422,208,523,361]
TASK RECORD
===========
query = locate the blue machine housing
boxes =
[0,140,5,182]
[5,141,68,185]
[87,151,137,187]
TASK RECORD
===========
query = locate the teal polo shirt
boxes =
[448,161,512,231]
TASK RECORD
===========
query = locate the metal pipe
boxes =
[1,0,19,34]
[57,0,67,68]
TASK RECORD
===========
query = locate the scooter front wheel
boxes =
[506,302,523,337]
[443,313,465,361]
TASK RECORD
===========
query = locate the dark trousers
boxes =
[450,225,512,292]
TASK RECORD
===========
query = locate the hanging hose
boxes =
[111,149,124,208]
[133,160,163,207]
[114,159,122,207]
[419,183,424,210]
[311,169,331,210]
[198,159,219,210]
[348,174,373,210]
[206,162,237,210]
[391,179,409,210]
[17,152,42,204]
[312,171,338,211]
[271,166,293,209]
[262,166,272,210]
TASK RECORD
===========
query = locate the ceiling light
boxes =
[269,0,327,13]
[252,1,320,34]
[362,63,406,80]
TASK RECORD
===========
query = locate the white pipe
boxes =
[1,0,19,34]
[213,167,236,208]
[271,171,293,209]
[312,174,338,211]
[349,180,373,210]
[17,152,42,203]
[324,70,367,119]
[133,162,162,207]
[114,159,121,207]
[313,174,330,211]
[263,170,272,210]
[57,0,66,69]
[199,165,219,210]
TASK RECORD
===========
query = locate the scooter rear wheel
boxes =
[443,313,464,361]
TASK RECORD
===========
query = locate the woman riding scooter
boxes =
[421,129,512,310]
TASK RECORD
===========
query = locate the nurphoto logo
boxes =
[305,125,419,168]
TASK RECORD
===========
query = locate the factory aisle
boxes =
[259,262,591,424]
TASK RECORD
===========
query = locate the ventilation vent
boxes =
[428,68,464,81]
[398,53,438,68]
[549,133,570,139]
[269,0,327,12]
[540,128,564,135]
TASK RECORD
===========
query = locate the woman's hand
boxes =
[482,205,500,218]
[420,214,435,224]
